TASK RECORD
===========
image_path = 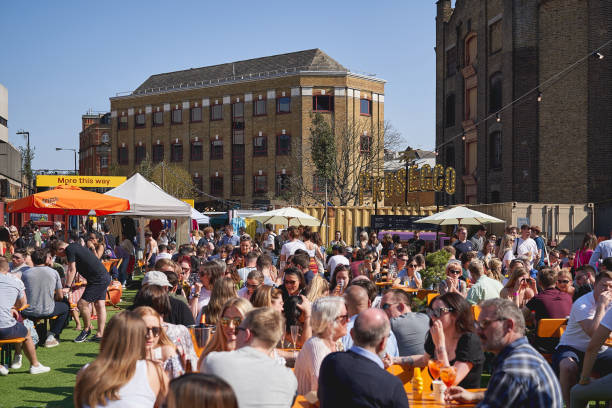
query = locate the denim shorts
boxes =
[0,322,28,340]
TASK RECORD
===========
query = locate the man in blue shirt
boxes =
[446,298,563,407]
[589,232,612,271]
[218,225,240,247]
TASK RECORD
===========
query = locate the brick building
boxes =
[109,49,385,209]
[435,0,612,205]
[79,111,111,176]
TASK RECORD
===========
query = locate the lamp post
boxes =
[55,148,77,175]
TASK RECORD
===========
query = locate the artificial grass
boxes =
[1,289,136,408]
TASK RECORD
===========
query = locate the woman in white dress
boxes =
[74,311,168,408]
[294,296,349,395]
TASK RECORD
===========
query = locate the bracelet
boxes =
[513,292,519,297]
[193,293,200,298]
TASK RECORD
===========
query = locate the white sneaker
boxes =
[10,354,22,369]
[45,334,59,348]
[0,365,8,376]
[29,363,50,374]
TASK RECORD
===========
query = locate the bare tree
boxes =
[283,113,401,206]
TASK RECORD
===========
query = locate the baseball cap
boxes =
[142,271,172,287]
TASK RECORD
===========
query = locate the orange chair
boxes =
[427,293,438,305]
[536,318,568,362]
[0,338,26,367]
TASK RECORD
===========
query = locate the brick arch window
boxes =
[210,175,223,195]
[118,146,128,165]
[465,33,477,66]
[190,140,203,161]
[489,72,503,113]
[253,133,267,156]
[171,142,183,162]
[277,133,291,155]
[445,94,455,127]
[489,131,502,170]
[134,144,146,165]
[152,143,164,163]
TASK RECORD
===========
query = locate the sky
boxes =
[1,1,442,170]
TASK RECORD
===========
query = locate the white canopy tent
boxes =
[105,173,192,246]
[191,207,210,225]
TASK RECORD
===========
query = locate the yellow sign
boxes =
[36,175,127,188]
[181,199,195,208]
[359,165,456,205]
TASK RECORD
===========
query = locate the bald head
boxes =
[344,285,369,316]
[352,308,390,350]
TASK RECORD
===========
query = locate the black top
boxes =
[65,242,108,284]
[424,331,484,389]
[167,296,195,326]
[318,350,409,408]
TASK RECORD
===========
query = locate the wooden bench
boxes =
[0,338,26,367]
[536,318,567,363]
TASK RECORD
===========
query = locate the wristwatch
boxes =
[578,376,590,385]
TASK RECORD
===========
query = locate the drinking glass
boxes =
[290,325,300,358]
[428,359,443,381]
[440,366,456,389]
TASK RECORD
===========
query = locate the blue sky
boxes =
[1,1,441,170]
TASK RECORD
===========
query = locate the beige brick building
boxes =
[109,49,385,209]
[435,0,612,206]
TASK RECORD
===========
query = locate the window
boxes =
[446,47,457,77]
[118,116,128,130]
[313,174,327,194]
[360,99,372,116]
[489,131,502,170]
[153,111,164,126]
[276,173,291,195]
[211,104,223,121]
[465,34,477,66]
[253,174,267,194]
[0,115,7,127]
[101,133,110,143]
[135,113,145,127]
[171,109,182,124]
[360,134,372,153]
[193,176,203,196]
[253,99,267,116]
[253,135,267,156]
[277,97,291,113]
[313,95,334,112]
[210,140,223,160]
[152,144,164,163]
[489,72,503,113]
[232,102,244,118]
[118,146,128,164]
[445,94,455,127]
[211,176,223,195]
[171,143,183,162]
[489,20,503,54]
[277,134,290,155]
[134,145,146,165]
[491,191,500,202]
[190,107,202,122]
[445,146,455,169]
[232,131,244,145]
[465,86,477,121]
[231,145,245,174]
[100,156,108,168]
[231,175,244,196]
[190,141,203,161]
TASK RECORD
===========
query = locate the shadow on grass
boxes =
[18,386,73,408]
[75,352,98,358]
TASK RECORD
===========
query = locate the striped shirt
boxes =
[478,337,562,408]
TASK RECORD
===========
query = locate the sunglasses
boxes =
[408,264,418,268]
[558,280,570,284]
[145,326,162,337]
[448,269,461,275]
[246,283,261,290]
[221,317,242,327]
[285,280,299,285]
[427,306,454,318]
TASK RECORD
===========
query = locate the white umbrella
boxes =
[414,206,504,226]
[247,207,322,227]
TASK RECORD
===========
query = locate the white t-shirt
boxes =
[559,292,612,352]
[327,255,350,279]
[280,240,307,258]
[263,235,275,256]
[600,307,612,331]
[515,237,538,267]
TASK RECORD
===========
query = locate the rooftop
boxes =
[115,49,382,99]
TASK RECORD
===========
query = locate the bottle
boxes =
[412,367,423,400]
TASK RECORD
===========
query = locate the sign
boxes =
[181,199,195,208]
[36,175,126,188]
[370,215,438,231]
[359,164,456,205]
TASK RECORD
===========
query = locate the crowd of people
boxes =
[1,219,612,407]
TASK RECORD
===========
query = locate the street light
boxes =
[55,148,77,175]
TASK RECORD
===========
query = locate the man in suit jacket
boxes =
[318,308,409,408]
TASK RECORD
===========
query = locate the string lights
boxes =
[434,38,611,154]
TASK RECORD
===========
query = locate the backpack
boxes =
[273,234,282,256]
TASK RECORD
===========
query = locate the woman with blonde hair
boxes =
[575,232,598,268]
[197,298,253,370]
[306,274,330,303]
[556,269,575,298]
[487,258,504,282]
[133,306,183,379]
[74,310,168,408]
[252,285,284,312]
[499,265,537,308]
[200,278,238,325]
[499,234,515,273]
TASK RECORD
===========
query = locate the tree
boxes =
[130,158,196,199]
[19,146,35,194]
[284,114,403,206]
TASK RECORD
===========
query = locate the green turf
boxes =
[1,289,136,408]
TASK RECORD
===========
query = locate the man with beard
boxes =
[445,298,562,407]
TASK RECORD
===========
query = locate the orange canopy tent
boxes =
[6,185,130,216]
